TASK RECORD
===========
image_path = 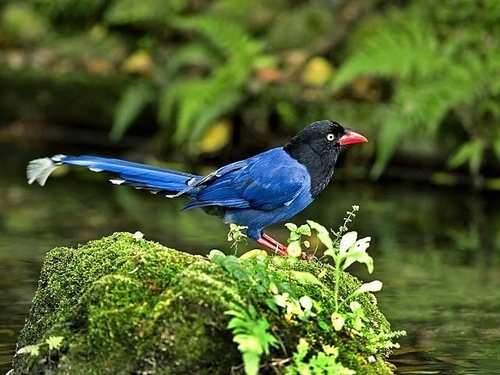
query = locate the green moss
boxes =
[12,232,401,374]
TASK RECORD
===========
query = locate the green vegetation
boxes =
[332,0,500,184]
[1,0,497,182]
[13,209,404,374]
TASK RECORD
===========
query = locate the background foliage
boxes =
[0,0,499,184]
[332,0,500,183]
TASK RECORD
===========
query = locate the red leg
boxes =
[257,234,288,256]
[258,232,313,260]
[262,233,287,252]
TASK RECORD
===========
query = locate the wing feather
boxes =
[184,148,309,211]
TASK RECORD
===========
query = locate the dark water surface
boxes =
[1,144,499,374]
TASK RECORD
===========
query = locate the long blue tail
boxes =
[27,154,200,196]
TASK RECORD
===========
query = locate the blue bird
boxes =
[27,120,367,256]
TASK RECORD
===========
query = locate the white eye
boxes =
[326,133,335,142]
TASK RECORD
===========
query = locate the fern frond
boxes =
[370,64,484,178]
[369,108,408,179]
[171,15,262,63]
[189,89,243,144]
[165,64,245,144]
[159,15,266,146]
[104,0,185,28]
[225,304,278,375]
[331,18,439,90]
[448,139,485,175]
[334,2,500,178]
[165,42,219,75]
[111,82,155,141]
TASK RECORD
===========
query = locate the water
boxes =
[1,143,499,374]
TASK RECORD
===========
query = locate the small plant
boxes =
[225,304,278,375]
[285,338,355,375]
[286,205,382,319]
[272,292,317,323]
[284,222,312,257]
[17,335,65,362]
[283,205,402,335]
[227,223,248,252]
[218,205,404,374]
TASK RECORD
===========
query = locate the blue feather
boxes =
[27,155,199,195]
[184,149,308,211]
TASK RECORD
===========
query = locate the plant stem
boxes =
[333,256,342,313]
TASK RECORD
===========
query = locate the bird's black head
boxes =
[284,120,367,197]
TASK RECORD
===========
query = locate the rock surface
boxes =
[11,232,399,374]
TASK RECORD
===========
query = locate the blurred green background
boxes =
[1,0,499,186]
[1,1,500,373]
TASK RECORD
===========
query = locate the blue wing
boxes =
[184,148,310,211]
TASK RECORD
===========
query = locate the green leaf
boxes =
[289,271,323,286]
[299,296,313,311]
[447,139,485,175]
[265,297,279,314]
[234,334,261,353]
[159,15,265,148]
[331,312,345,331]
[207,249,226,261]
[353,280,383,295]
[343,250,374,273]
[241,351,260,375]
[369,108,408,179]
[217,256,251,282]
[16,344,40,356]
[331,18,438,90]
[226,305,278,375]
[46,336,64,351]
[339,231,357,254]
[239,250,268,261]
[297,224,312,236]
[287,241,303,258]
[165,42,217,75]
[187,89,243,145]
[306,220,333,250]
[331,4,497,180]
[111,82,154,141]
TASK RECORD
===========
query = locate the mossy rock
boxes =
[11,232,400,374]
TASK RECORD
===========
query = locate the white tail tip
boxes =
[26,156,63,186]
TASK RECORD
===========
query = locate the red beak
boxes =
[339,130,368,146]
